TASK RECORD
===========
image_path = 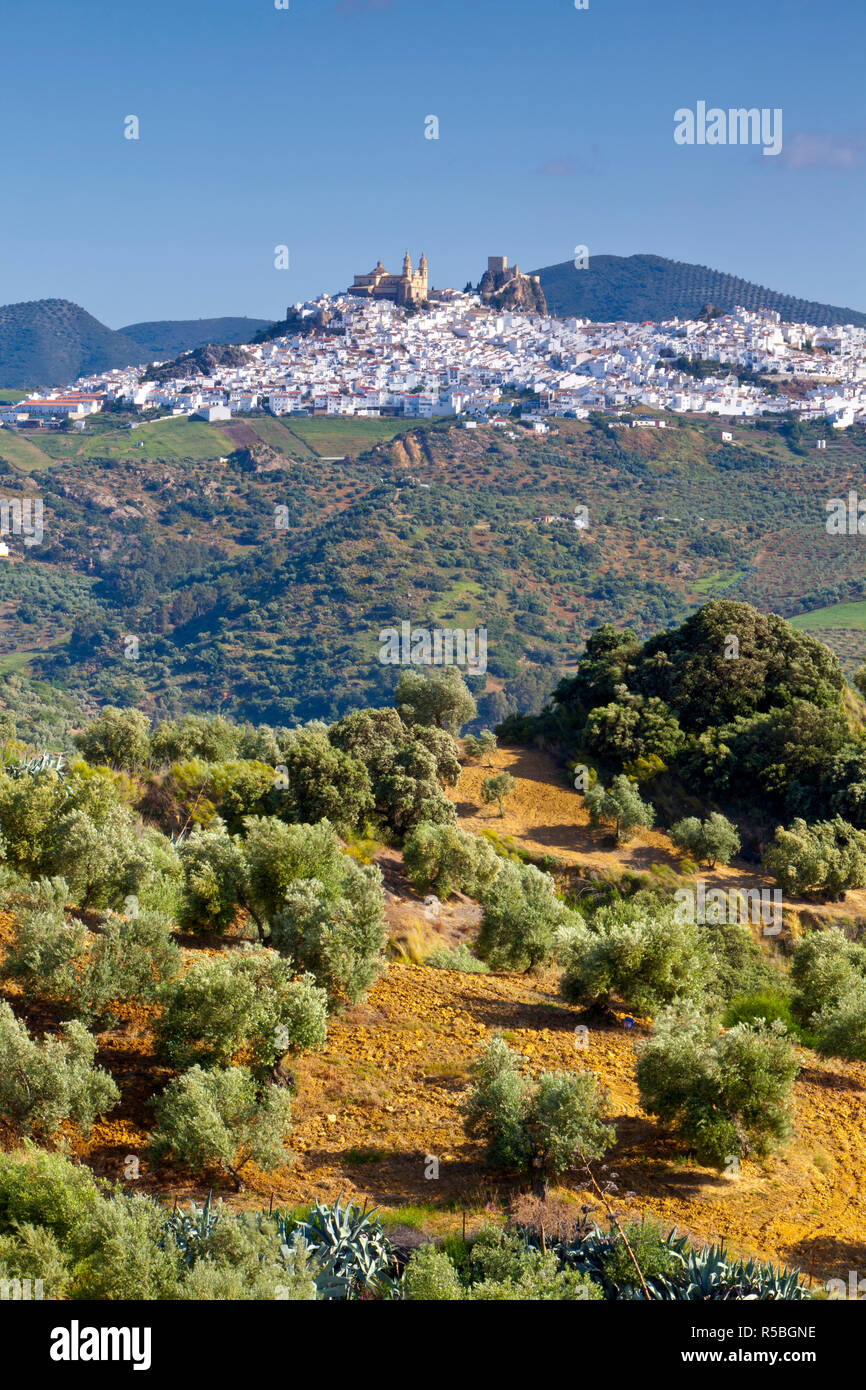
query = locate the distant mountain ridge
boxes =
[0,300,270,388]
[0,300,149,388]
[533,253,866,327]
[119,316,270,359]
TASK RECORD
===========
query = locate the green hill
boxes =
[533,253,866,326]
[2,409,866,726]
[0,300,271,388]
[119,316,270,358]
[0,299,150,388]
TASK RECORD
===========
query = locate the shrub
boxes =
[403,821,501,899]
[723,990,798,1032]
[149,1066,293,1186]
[763,816,866,897]
[0,1002,119,1140]
[424,942,489,973]
[559,900,714,1015]
[476,861,584,972]
[636,1007,800,1166]
[170,1205,318,1301]
[670,813,740,868]
[0,1151,181,1301]
[0,1148,103,1244]
[156,946,327,1074]
[403,1228,603,1301]
[584,775,653,842]
[403,1244,464,1300]
[0,1150,320,1301]
[462,1037,613,1186]
[68,1193,182,1300]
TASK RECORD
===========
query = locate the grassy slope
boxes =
[791,600,866,630]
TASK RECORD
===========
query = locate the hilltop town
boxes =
[4,253,866,431]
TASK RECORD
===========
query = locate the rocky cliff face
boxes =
[478,268,547,315]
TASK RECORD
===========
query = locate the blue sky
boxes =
[2,0,864,325]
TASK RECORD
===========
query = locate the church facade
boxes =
[348,251,428,307]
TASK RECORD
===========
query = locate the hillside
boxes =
[1,729,864,1295]
[0,300,270,388]
[534,253,866,326]
[3,410,866,728]
[0,299,150,388]
[119,316,270,358]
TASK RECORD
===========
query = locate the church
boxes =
[348,251,428,307]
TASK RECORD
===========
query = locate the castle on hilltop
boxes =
[479,255,546,314]
[348,251,429,307]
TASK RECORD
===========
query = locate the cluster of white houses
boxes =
[5,283,866,431]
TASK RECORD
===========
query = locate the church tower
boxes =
[419,252,428,298]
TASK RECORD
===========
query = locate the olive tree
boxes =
[0,1003,119,1140]
[636,1007,800,1167]
[559,901,714,1016]
[395,666,476,734]
[156,946,327,1075]
[482,771,515,818]
[403,822,501,899]
[584,775,654,843]
[476,861,584,972]
[149,1066,293,1188]
[73,708,151,772]
[670,813,740,869]
[462,1036,614,1192]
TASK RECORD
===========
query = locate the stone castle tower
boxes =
[349,251,428,307]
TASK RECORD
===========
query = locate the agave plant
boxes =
[292,1197,398,1300]
[637,1246,810,1301]
[161,1191,222,1266]
[534,1222,689,1299]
